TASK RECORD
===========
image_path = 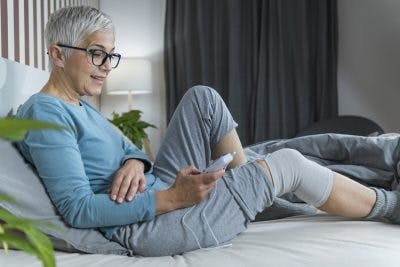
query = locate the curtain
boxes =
[164,0,338,145]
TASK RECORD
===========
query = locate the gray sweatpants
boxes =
[112,86,275,257]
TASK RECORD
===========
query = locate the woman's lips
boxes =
[91,75,105,83]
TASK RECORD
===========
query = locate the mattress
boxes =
[1,214,399,267]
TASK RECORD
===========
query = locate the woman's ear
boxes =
[47,44,65,68]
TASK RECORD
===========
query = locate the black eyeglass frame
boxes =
[57,43,121,69]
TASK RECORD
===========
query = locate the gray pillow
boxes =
[0,139,133,255]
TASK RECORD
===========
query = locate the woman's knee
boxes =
[186,85,217,96]
[266,148,333,205]
[266,148,309,181]
[180,85,225,121]
[269,148,331,182]
[184,85,220,106]
[272,148,306,166]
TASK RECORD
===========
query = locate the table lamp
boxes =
[106,58,152,110]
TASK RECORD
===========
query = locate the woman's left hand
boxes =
[110,159,146,203]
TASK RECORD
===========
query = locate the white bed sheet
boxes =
[1,214,399,267]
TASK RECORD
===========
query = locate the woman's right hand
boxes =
[155,166,225,215]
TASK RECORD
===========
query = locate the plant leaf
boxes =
[0,225,8,253]
[109,110,157,149]
[0,232,55,267]
[2,222,55,267]
[2,241,8,253]
[0,195,16,204]
[24,227,55,267]
[0,208,24,223]
[0,118,65,141]
[0,233,38,254]
[0,208,55,266]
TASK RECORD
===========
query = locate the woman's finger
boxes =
[180,166,201,176]
[200,170,225,184]
[126,176,142,201]
[138,175,146,193]
[110,173,124,201]
[117,175,135,203]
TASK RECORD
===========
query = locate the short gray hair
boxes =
[45,6,114,69]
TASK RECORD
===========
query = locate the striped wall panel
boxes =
[0,0,99,71]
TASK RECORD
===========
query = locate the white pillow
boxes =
[0,139,133,255]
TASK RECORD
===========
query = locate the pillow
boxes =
[0,139,133,255]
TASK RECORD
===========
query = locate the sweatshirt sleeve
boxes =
[21,103,156,228]
[121,135,153,173]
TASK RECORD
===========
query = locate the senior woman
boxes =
[16,6,399,257]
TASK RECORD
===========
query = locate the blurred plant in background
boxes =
[109,110,156,149]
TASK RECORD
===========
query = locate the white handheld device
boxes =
[204,152,236,173]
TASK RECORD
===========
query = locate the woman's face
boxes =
[63,31,115,97]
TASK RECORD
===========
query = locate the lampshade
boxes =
[106,58,152,95]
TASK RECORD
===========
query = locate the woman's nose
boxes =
[100,56,113,71]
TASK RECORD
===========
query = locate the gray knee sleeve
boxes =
[265,148,334,207]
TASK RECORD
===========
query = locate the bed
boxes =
[1,57,400,267]
[1,214,399,267]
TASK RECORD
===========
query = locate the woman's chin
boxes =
[85,87,103,97]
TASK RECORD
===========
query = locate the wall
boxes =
[99,0,166,155]
[98,0,400,155]
[338,0,400,132]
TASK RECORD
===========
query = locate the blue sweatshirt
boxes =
[16,92,168,239]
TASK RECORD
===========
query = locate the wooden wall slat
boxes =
[24,0,29,65]
[1,0,8,58]
[13,0,20,62]
[1,0,98,70]
[41,0,45,70]
[33,0,38,68]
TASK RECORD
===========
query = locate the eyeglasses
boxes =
[57,43,121,69]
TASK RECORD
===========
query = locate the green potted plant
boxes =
[0,118,64,267]
[109,110,156,150]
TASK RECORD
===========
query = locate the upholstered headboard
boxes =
[0,57,99,116]
[0,57,49,116]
